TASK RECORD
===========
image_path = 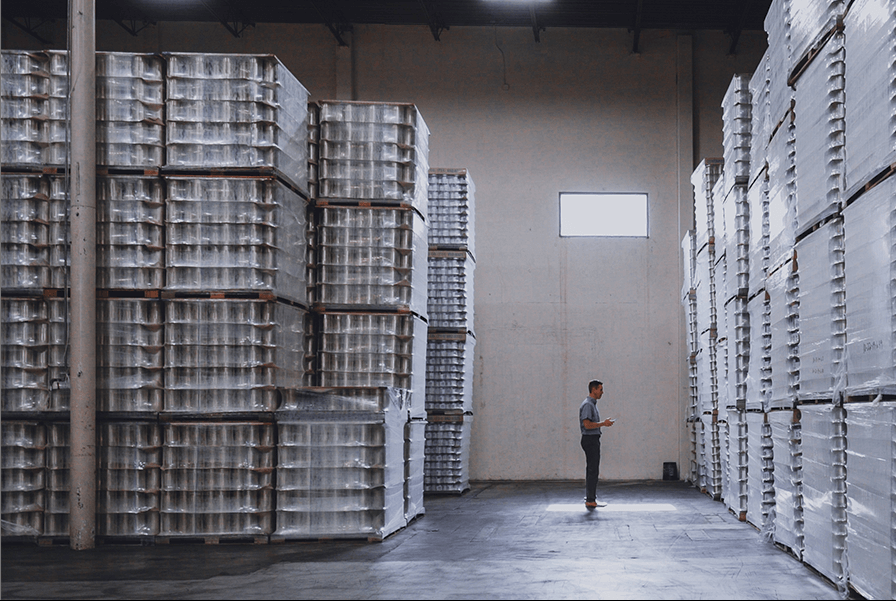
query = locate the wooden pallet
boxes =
[154,534,269,545]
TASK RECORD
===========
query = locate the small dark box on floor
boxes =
[663,462,679,481]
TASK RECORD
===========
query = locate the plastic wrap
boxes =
[164,53,309,195]
[767,120,798,274]
[799,403,847,585]
[750,52,771,182]
[427,251,475,330]
[424,416,472,493]
[696,330,718,417]
[844,0,896,191]
[788,0,846,74]
[748,173,770,295]
[316,312,427,419]
[842,177,896,394]
[1,421,45,537]
[694,243,717,337]
[744,293,771,411]
[314,206,428,316]
[745,411,775,531]
[721,74,753,194]
[164,299,309,412]
[725,409,749,515]
[274,387,407,539]
[844,402,896,600]
[766,259,800,408]
[793,31,845,235]
[768,409,804,557]
[724,296,749,408]
[317,101,430,216]
[1,297,49,411]
[428,169,476,254]
[764,0,793,125]
[795,217,847,400]
[699,413,722,498]
[165,176,309,305]
[721,183,750,299]
[404,419,426,523]
[160,422,274,536]
[425,334,475,414]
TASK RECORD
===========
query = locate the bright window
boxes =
[559,193,648,237]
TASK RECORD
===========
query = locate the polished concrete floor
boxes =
[2,480,844,600]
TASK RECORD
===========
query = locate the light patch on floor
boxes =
[545,503,678,512]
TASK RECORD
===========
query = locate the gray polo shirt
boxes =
[579,397,601,436]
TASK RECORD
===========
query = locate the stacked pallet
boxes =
[424,169,476,495]
[299,99,431,533]
[274,388,407,540]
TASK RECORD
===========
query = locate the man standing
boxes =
[580,380,614,508]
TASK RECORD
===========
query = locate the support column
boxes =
[676,33,695,478]
[68,0,97,551]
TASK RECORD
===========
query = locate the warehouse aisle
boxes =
[1,481,842,600]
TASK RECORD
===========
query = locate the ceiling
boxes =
[3,1,772,51]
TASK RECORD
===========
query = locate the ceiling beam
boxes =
[200,0,255,38]
[113,19,156,37]
[631,0,644,54]
[3,15,53,45]
[529,4,545,43]
[418,0,449,41]
[310,0,352,47]
[727,0,753,55]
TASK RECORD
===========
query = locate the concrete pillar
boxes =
[68,0,97,551]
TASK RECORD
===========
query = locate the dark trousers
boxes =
[580,435,601,502]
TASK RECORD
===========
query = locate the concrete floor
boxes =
[1,480,844,600]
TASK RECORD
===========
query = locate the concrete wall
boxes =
[2,20,766,480]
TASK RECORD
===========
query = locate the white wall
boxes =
[2,19,766,480]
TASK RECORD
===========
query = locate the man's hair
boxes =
[588,380,603,393]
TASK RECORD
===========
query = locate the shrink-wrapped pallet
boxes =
[428,169,475,254]
[844,0,896,191]
[745,411,775,531]
[165,53,309,195]
[842,176,896,395]
[769,408,803,557]
[1,421,45,537]
[317,101,429,217]
[161,422,274,537]
[796,217,847,400]
[800,403,848,585]
[424,416,472,494]
[844,402,896,600]
[425,333,475,414]
[313,206,428,316]
[766,259,800,409]
[427,250,474,331]
[165,176,310,305]
[164,299,309,413]
[1,298,49,412]
[275,387,408,540]
[722,74,753,194]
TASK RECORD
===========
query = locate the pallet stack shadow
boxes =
[424,169,476,494]
[683,0,896,597]
[281,99,431,540]
[1,50,313,543]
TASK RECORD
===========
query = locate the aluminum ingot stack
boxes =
[274,388,407,540]
[424,168,476,495]
[1,422,45,537]
[160,422,274,539]
[164,52,309,196]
